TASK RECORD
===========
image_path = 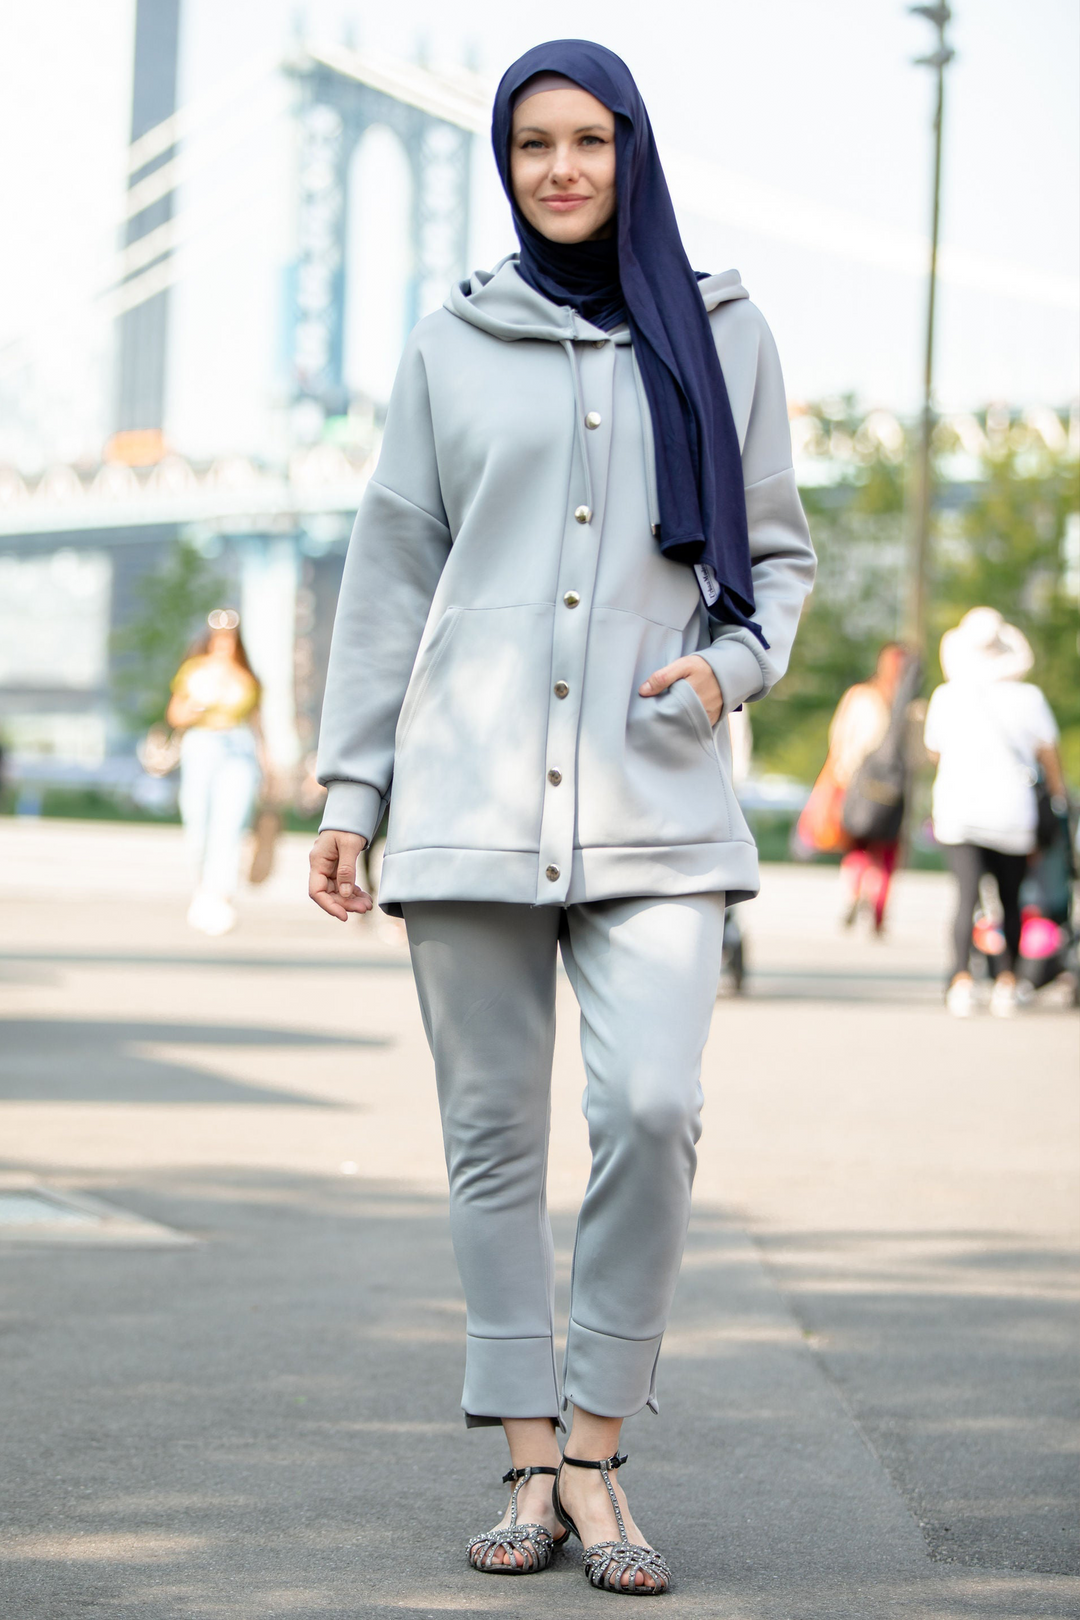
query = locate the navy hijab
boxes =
[492,40,762,641]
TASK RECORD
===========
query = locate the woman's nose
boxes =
[549,146,580,184]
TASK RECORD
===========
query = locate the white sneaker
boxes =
[989,979,1019,1018]
[187,892,237,936]
[945,977,976,1017]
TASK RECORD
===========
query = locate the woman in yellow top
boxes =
[167,609,263,935]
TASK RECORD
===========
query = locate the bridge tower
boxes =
[286,45,480,423]
[114,0,182,454]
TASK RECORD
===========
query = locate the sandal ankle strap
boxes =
[502,1464,559,1484]
[560,1451,627,1472]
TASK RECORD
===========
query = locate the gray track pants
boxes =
[403,894,725,1426]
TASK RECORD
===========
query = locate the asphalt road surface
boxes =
[0,820,1076,1619]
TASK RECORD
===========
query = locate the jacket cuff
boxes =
[319,781,385,844]
[698,638,766,714]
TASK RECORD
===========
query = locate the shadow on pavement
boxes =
[0,949,413,972]
[0,1019,387,1105]
[1,1172,1077,1618]
[751,1225,1080,1577]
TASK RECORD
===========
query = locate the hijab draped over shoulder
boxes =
[492,39,763,642]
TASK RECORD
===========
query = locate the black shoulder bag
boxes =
[841,656,923,844]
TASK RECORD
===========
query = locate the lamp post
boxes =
[907,4,954,653]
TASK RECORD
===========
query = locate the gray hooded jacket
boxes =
[317,257,816,911]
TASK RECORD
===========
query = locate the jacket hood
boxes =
[446,255,749,343]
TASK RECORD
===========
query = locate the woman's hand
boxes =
[166,693,202,729]
[639,655,723,726]
[309,830,372,921]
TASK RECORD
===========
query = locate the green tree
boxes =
[753,406,1079,784]
[931,420,1079,776]
[112,541,226,733]
[752,403,907,782]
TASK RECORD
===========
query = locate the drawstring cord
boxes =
[561,338,594,518]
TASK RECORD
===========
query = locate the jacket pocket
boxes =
[395,607,461,750]
[669,675,720,755]
[389,603,553,853]
[576,613,732,850]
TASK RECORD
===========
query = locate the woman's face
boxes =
[208,629,238,661]
[875,645,905,697]
[510,87,616,244]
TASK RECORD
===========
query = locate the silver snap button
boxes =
[563,591,581,608]
[553,680,569,699]
[545,864,561,882]
[574,505,592,524]
[585,412,602,429]
[593,339,605,349]
[547,768,562,785]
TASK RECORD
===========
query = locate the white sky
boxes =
[0,0,1077,467]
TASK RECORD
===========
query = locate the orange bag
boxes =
[797,758,850,853]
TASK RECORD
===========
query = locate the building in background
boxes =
[0,0,483,808]
[1,2,1076,810]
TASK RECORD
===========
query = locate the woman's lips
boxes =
[540,195,590,211]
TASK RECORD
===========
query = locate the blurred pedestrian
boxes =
[167,609,264,935]
[309,42,814,1594]
[924,607,1067,1017]
[817,643,915,932]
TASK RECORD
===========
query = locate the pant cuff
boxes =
[561,1318,663,1419]
[462,1333,561,1427]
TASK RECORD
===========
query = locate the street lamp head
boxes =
[914,47,956,68]
[909,3,952,25]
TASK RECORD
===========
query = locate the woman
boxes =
[925,607,1066,1018]
[310,41,815,1593]
[827,643,910,933]
[168,609,263,936]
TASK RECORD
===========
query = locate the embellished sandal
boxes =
[466,1465,568,1575]
[553,1451,671,1595]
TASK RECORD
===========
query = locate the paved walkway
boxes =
[0,820,1076,1618]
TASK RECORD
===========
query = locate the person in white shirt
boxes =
[924,608,1066,1018]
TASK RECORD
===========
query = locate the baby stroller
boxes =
[1017,811,1077,1001]
[971,807,1078,1005]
